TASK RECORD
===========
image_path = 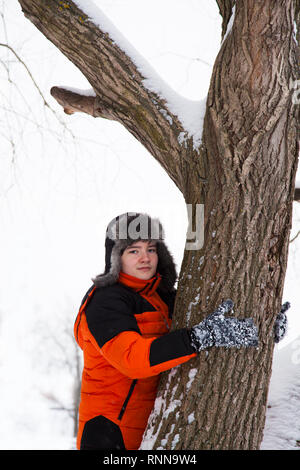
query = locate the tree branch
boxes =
[215,0,235,40]
[50,87,99,117]
[18,0,195,193]
[0,42,73,133]
[50,86,129,122]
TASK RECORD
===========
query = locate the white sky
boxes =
[0,0,222,308]
[0,0,299,449]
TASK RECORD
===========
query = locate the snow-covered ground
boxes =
[0,0,299,450]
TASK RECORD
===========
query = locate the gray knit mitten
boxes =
[274,302,290,343]
[189,300,258,352]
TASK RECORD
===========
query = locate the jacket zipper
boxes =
[118,379,137,420]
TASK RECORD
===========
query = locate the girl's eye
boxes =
[127,246,156,255]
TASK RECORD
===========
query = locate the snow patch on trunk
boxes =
[222,5,236,43]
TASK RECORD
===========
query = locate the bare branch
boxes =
[0,43,49,107]
[0,42,74,135]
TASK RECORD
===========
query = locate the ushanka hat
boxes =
[92,212,177,292]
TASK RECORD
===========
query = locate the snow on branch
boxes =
[72,0,206,148]
[18,0,208,192]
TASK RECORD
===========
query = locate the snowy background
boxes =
[0,0,299,450]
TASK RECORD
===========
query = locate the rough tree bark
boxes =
[17,0,299,450]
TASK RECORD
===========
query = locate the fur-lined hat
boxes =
[92,212,177,292]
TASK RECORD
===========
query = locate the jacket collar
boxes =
[118,271,161,296]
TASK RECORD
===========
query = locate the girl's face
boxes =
[121,240,158,280]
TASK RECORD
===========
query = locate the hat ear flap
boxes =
[104,237,115,274]
[92,242,122,287]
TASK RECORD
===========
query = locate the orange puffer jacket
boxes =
[74,271,196,450]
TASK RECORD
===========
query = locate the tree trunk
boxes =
[17,0,299,450]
